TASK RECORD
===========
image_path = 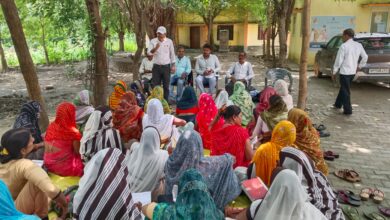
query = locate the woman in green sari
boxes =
[142,169,224,220]
[229,81,254,126]
[144,86,171,114]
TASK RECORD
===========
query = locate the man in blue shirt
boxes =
[169,46,192,100]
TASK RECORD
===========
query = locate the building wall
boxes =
[289,0,390,64]
[247,24,263,46]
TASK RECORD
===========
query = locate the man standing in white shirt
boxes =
[195,44,221,95]
[148,26,176,101]
[332,28,368,115]
[225,52,254,95]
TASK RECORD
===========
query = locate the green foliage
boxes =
[175,0,232,20]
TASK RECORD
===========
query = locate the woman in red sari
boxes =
[44,102,83,176]
[210,105,254,168]
[195,93,224,150]
[113,91,144,143]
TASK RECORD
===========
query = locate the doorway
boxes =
[190,26,200,49]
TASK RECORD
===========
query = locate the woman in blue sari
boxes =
[0,179,40,220]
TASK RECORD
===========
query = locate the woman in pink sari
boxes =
[247,87,277,135]
[195,93,224,150]
[44,102,83,177]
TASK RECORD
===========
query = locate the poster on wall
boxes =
[310,16,356,49]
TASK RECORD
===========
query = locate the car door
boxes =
[319,36,342,75]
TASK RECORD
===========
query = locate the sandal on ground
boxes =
[334,169,361,183]
[319,130,331,138]
[324,154,335,161]
[324,150,340,158]
[338,190,361,201]
[379,206,390,217]
[364,212,387,220]
[373,189,385,204]
[313,123,327,131]
[338,191,361,207]
[342,206,361,220]
[360,188,373,201]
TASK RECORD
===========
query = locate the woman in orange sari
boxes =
[252,120,296,186]
[195,93,224,150]
[44,102,83,177]
[288,108,329,175]
[109,80,127,111]
[113,91,144,142]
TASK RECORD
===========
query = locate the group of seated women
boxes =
[0,79,342,220]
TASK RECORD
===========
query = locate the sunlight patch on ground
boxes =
[342,142,372,154]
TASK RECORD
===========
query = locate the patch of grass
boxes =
[3,35,137,66]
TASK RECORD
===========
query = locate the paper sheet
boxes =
[132,191,151,206]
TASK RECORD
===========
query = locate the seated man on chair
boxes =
[139,52,154,80]
[225,51,254,96]
[169,45,191,101]
[195,44,221,95]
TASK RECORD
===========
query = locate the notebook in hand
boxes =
[241,177,268,201]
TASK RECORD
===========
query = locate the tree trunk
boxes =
[132,30,145,80]
[278,13,288,67]
[40,21,50,65]
[85,0,109,107]
[297,0,311,109]
[0,34,8,72]
[118,31,125,51]
[1,0,49,130]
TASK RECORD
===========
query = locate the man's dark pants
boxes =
[334,74,355,114]
[152,64,170,101]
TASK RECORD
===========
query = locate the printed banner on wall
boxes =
[310,16,356,49]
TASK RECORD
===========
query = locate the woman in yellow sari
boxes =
[144,86,171,114]
[252,120,296,186]
[288,108,329,175]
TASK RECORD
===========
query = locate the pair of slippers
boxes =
[334,169,361,182]
[324,150,339,161]
[343,206,388,220]
[337,190,362,207]
[360,188,385,204]
[313,123,331,137]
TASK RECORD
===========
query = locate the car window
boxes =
[326,36,341,49]
[355,37,390,50]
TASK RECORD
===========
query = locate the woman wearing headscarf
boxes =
[143,169,225,220]
[0,128,68,219]
[280,147,344,220]
[195,93,224,150]
[13,101,44,160]
[142,99,185,149]
[113,92,144,143]
[73,148,142,220]
[229,81,254,126]
[80,106,123,163]
[288,108,329,175]
[144,86,171,114]
[252,120,296,186]
[127,127,169,201]
[0,179,40,220]
[243,169,327,220]
[164,129,241,210]
[210,105,253,168]
[109,80,128,111]
[176,86,198,123]
[214,89,233,110]
[251,95,288,144]
[44,102,84,177]
[274,79,294,110]
[247,87,277,135]
[73,90,95,132]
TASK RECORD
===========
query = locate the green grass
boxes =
[4,36,137,66]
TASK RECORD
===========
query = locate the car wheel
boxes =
[314,60,323,78]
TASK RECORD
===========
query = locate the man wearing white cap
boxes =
[148,26,176,101]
